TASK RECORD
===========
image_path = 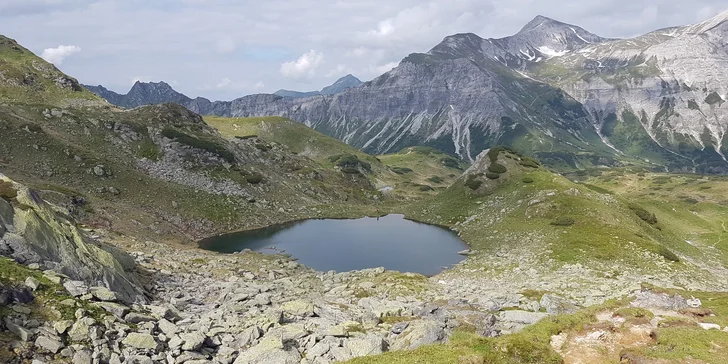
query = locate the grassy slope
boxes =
[205,116,467,198]
[586,170,728,268]
[0,35,100,106]
[377,146,469,199]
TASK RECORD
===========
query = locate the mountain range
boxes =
[273,74,362,98]
[82,74,362,110]
[84,11,728,174]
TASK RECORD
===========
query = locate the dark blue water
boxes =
[198,214,468,275]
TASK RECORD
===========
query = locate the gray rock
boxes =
[63,280,89,297]
[53,320,74,334]
[5,319,34,341]
[346,336,385,358]
[307,341,331,358]
[122,332,159,350]
[389,320,445,350]
[181,332,207,351]
[239,326,262,347]
[499,310,549,325]
[72,349,92,364]
[90,286,118,302]
[93,165,106,177]
[124,312,156,324]
[35,336,63,353]
[25,276,41,291]
[157,318,179,336]
[540,294,579,314]
[232,337,300,364]
[281,300,315,318]
[390,321,409,335]
[95,302,130,318]
[67,318,95,342]
[632,290,689,311]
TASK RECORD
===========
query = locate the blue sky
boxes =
[2,0,726,100]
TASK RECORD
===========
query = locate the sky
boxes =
[1,0,725,101]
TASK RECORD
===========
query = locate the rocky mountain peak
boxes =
[684,9,728,34]
[518,15,562,33]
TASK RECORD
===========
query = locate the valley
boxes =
[1,8,728,364]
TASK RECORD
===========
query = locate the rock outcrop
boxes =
[0,175,145,303]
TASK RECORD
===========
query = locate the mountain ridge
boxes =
[82,11,728,173]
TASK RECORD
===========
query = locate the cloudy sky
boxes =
[2,0,725,100]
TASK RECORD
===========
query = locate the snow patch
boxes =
[570,27,591,44]
[537,46,569,58]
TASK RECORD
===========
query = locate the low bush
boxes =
[391,166,414,175]
[245,173,264,184]
[485,172,501,180]
[550,216,575,226]
[440,157,461,169]
[234,135,258,140]
[522,177,534,184]
[418,185,434,192]
[629,204,658,225]
[331,154,371,172]
[0,180,18,201]
[465,174,483,190]
[427,176,444,184]
[341,167,361,174]
[658,247,680,262]
[137,139,162,160]
[488,163,507,174]
[519,158,540,168]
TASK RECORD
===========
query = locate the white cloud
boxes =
[216,36,236,54]
[371,61,399,75]
[216,77,233,88]
[253,81,265,89]
[6,0,727,100]
[326,64,350,77]
[280,50,324,79]
[41,45,81,65]
[368,20,395,37]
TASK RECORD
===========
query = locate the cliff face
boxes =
[0,175,145,303]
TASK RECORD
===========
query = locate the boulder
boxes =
[157,318,179,336]
[53,320,73,334]
[232,337,301,364]
[346,336,386,357]
[124,312,156,324]
[181,332,207,351]
[24,276,41,291]
[0,174,145,303]
[63,281,89,297]
[95,302,130,318]
[540,294,579,314]
[281,300,315,318]
[35,336,63,353]
[499,310,549,325]
[389,320,445,350]
[72,350,93,364]
[90,286,117,302]
[67,318,95,342]
[122,332,159,350]
[5,319,34,341]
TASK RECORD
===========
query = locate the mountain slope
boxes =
[526,11,728,173]
[198,24,617,167]
[83,81,193,109]
[273,74,362,98]
[1,37,385,243]
[0,35,100,106]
